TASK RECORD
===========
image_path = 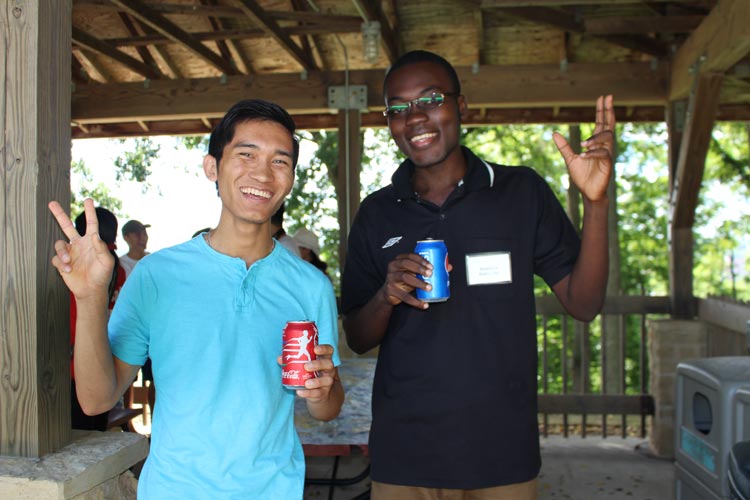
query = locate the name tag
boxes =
[465,252,512,286]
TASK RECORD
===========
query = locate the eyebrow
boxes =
[386,86,439,104]
[233,142,293,159]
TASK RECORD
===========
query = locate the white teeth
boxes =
[410,132,436,143]
[240,187,271,199]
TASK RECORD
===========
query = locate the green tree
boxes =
[70,158,123,217]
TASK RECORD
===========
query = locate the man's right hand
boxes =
[380,252,434,310]
[49,198,114,300]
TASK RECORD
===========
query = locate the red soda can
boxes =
[281,320,318,388]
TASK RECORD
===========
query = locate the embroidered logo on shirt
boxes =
[382,236,403,249]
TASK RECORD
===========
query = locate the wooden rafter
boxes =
[201,0,250,75]
[670,0,750,100]
[289,0,319,71]
[72,27,162,79]
[116,12,164,78]
[584,15,703,35]
[108,0,238,75]
[235,0,318,71]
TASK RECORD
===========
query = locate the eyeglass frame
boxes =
[382,91,460,118]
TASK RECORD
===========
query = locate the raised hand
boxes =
[552,95,615,202]
[48,198,114,300]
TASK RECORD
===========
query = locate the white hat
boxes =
[292,228,321,256]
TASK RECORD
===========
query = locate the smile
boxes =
[240,187,272,199]
[409,132,437,145]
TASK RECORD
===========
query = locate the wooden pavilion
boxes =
[2,1,749,492]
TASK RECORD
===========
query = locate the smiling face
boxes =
[384,60,467,170]
[203,118,295,229]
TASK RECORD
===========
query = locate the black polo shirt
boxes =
[342,146,580,489]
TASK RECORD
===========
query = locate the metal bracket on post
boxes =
[328,85,368,110]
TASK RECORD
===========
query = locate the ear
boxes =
[457,94,469,120]
[203,154,218,181]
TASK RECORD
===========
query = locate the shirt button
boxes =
[440,213,446,220]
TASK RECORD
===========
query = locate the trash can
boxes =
[729,441,750,500]
[675,357,750,499]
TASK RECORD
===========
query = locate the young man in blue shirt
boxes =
[50,99,343,499]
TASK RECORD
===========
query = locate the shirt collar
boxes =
[391,146,494,200]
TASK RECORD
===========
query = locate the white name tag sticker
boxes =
[465,252,512,286]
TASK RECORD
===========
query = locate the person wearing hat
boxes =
[120,219,150,278]
[293,227,329,278]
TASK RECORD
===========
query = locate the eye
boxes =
[387,104,409,116]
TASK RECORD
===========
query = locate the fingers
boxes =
[593,94,615,135]
[83,198,100,238]
[52,239,73,272]
[48,201,80,242]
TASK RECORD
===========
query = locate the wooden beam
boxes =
[72,27,162,79]
[585,15,703,35]
[108,0,238,75]
[335,110,362,271]
[71,62,668,123]
[236,0,318,71]
[670,0,750,100]
[670,73,723,229]
[538,395,655,415]
[482,0,706,6]
[2,0,72,457]
[698,297,750,334]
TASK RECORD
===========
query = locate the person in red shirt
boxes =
[70,206,126,430]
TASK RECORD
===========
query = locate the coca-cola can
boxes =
[281,320,318,388]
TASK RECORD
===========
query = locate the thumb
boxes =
[552,132,576,165]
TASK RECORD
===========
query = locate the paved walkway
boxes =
[304,436,675,500]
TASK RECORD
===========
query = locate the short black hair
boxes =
[74,206,118,245]
[208,99,299,168]
[383,50,461,97]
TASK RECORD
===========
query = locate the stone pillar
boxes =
[647,319,707,458]
[0,431,148,499]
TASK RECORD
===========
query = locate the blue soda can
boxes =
[415,239,450,302]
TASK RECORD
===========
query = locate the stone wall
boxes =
[647,319,708,458]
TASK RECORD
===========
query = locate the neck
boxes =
[412,159,467,207]
[207,221,275,268]
[128,249,146,260]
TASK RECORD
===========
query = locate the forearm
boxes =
[343,287,395,354]
[559,197,609,321]
[306,377,344,421]
[72,294,122,414]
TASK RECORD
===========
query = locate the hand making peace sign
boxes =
[48,198,114,301]
[552,95,615,203]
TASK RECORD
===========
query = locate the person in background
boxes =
[269,202,300,257]
[120,219,150,278]
[293,227,329,278]
[342,50,613,499]
[70,206,126,431]
[49,98,343,499]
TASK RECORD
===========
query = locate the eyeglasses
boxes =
[383,91,459,118]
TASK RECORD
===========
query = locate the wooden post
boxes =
[0,0,72,457]
[335,109,362,274]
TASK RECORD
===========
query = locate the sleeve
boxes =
[107,262,156,367]
[531,171,581,288]
[341,201,384,314]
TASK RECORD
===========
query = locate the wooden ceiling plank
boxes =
[201,0,249,75]
[72,27,162,79]
[235,0,318,71]
[72,48,110,83]
[481,0,701,6]
[584,15,703,35]
[670,0,750,100]
[109,0,238,75]
[290,0,319,71]
[670,73,724,228]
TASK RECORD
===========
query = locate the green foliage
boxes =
[70,158,123,218]
[113,137,160,188]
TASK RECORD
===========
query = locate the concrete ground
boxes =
[303,436,675,500]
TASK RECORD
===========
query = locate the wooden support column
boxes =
[1,0,72,457]
[335,109,362,274]
[668,73,723,319]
